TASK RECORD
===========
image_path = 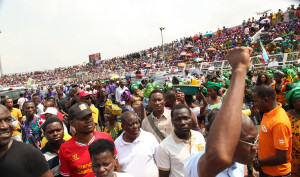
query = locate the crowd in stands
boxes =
[1,5,300,176]
[1,4,300,87]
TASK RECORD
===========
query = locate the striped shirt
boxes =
[41,142,64,177]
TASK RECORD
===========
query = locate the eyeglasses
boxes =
[238,134,259,146]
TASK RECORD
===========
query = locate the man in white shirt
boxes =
[244,26,249,35]
[115,80,128,106]
[115,111,159,177]
[17,93,27,110]
[32,93,44,117]
[156,104,205,177]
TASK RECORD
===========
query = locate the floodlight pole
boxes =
[160,27,165,68]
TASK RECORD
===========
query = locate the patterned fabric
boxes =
[287,112,300,177]
[20,116,45,149]
[271,83,287,106]
[104,122,123,141]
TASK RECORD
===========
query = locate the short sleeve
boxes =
[156,144,171,171]
[17,109,22,119]
[59,147,71,176]
[27,146,50,176]
[184,149,205,177]
[272,123,291,150]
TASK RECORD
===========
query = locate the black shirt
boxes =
[0,140,50,177]
[57,98,70,114]
[69,95,79,109]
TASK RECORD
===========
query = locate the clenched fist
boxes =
[226,47,252,72]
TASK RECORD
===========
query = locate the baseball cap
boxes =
[69,102,93,120]
[43,107,58,115]
[79,90,91,100]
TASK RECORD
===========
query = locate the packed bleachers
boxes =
[1,4,299,86]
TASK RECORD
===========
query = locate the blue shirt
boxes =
[184,148,244,177]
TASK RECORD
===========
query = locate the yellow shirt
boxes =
[10,108,22,122]
[10,108,22,136]
[40,131,72,148]
[90,105,99,131]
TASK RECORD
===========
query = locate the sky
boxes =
[0,0,298,74]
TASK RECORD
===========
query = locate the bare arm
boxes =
[259,149,288,166]
[198,47,252,177]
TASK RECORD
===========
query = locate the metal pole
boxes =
[160,27,165,68]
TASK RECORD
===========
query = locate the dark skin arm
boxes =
[253,149,288,171]
[158,169,170,177]
[40,170,54,177]
[197,47,252,177]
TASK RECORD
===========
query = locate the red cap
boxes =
[79,90,91,100]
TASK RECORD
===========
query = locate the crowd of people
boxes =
[1,45,300,177]
[1,4,300,177]
[1,5,300,87]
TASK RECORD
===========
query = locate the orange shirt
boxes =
[271,83,287,106]
[259,104,292,176]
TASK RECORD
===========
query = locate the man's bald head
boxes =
[0,104,10,115]
[240,113,256,138]
[45,100,55,107]
[121,111,137,125]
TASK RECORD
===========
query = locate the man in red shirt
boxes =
[59,102,119,177]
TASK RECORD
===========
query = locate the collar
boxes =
[75,135,95,146]
[24,115,39,124]
[151,107,169,120]
[171,130,194,144]
[119,129,144,146]
[265,103,282,117]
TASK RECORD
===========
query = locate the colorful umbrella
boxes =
[206,47,216,51]
[178,63,186,67]
[185,44,194,48]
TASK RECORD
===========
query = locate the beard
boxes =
[83,130,94,134]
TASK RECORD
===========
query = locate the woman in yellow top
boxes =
[285,84,300,177]
[103,100,123,140]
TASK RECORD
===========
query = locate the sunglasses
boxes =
[81,96,91,100]
[238,134,259,146]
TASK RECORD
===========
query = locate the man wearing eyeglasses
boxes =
[78,91,99,131]
[184,47,259,177]
[253,85,292,177]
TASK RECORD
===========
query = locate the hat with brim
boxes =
[42,107,58,115]
[69,102,93,120]
[79,90,91,100]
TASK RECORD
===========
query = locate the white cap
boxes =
[43,107,58,115]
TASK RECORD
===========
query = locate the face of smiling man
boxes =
[0,105,13,148]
